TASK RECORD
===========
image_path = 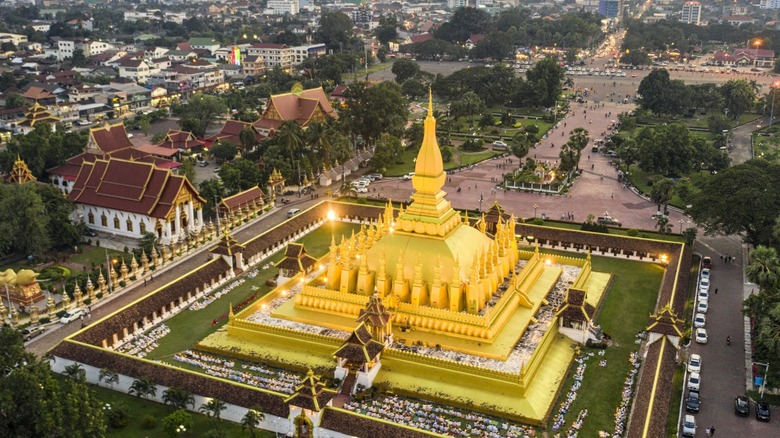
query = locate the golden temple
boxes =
[205,92,608,423]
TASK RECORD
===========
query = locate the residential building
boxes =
[117,58,153,84]
[267,0,300,15]
[0,33,28,46]
[188,37,221,55]
[447,0,470,8]
[241,55,265,76]
[292,44,327,64]
[681,2,702,25]
[57,39,75,61]
[247,43,294,70]
[760,0,780,9]
[712,48,775,67]
[78,39,113,58]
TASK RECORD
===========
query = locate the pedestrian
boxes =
[710,426,715,436]
[144,278,147,286]
[715,288,718,294]
[720,255,724,261]
[611,193,614,199]
[150,273,154,281]
[705,427,711,437]
[88,312,92,321]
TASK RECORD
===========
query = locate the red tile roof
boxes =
[87,123,135,154]
[158,130,205,151]
[409,33,434,44]
[67,158,204,218]
[255,87,337,131]
[206,120,263,146]
[218,186,265,214]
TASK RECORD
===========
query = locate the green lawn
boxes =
[146,222,362,362]
[84,380,274,438]
[383,147,501,177]
[542,253,664,435]
[70,247,126,270]
[754,134,780,163]
[626,167,711,209]
[636,111,761,129]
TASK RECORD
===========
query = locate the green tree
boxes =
[525,58,564,108]
[275,120,305,163]
[199,398,227,425]
[129,377,157,400]
[175,93,227,137]
[451,91,485,129]
[239,127,258,156]
[220,158,260,195]
[4,92,27,109]
[0,183,50,257]
[138,118,151,136]
[179,158,196,184]
[479,113,495,129]
[650,178,676,213]
[617,138,639,175]
[98,368,119,389]
[241,407,265,438]
[655,216,673,234]
[368,134,403,173]
[747,246,780,293]
[391,59,420,83]
[0,327,106,436]
[721,79,756,120]
[401,78,427,99]
[37,184,79,250]
[63,363,86,381]
[198,178,226,220]
[687,159,780,246]
[209,142,237,163]
[339,81,409,147]
[163,387,195,410]
[318,12,354,50]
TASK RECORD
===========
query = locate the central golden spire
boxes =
[398,90,460,236]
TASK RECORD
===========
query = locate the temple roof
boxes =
[555,288,595,322]
[357,293,392,328]
[67,157,204,219]
[206,120,264,146]
[211,232,245,257]
[19,102,59,127]
[646,304,684,338]
[157,130,204,151]
[275,243,317,273]
[218,186,265,214]
[333,322,385,363]
[284,369,336,412]
[7,156,35,184]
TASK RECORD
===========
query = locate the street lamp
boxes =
[533,203,539,218]
[679,219,685,234]
[105,249,117,294]
[753,39,762,68]
[479,194,484,212]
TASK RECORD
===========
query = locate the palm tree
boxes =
[757,303,780,359]
[98,368,119,389]
[655,216,673,235]
[199,398,227,426]
[238,127,258,156]
[241,407,265,438]
[563,77,574,89]
[275,120,305,162]
[63,363,85,381]
[129,377,157,400]
[306,121,333,167]
[650,178,676,214]
[163,387,195,410]
[747,245,780,293]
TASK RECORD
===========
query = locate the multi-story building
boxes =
[267,0,300,15]
[681,1,702,24]
[79,39,113,58]
[292,44,327,64]
[117,59,153,84]
[0,33,28,46]
[760,0,780,9]
[447,0,470,8]
[247,43,294,70]
[57,40,75,61]
[598,0,623,18]
[188,37,221,55]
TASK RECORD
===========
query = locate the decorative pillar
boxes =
[47,295,56,318]
[120,259,129,281]
[175,204,181,236]
[197,207,203,231]
[29,304,39,324]
[141,250,149,272]
[11,306,18,325]
[62,287,71,310]
[151,248,159,268]
[0,300,6,321]
[110,268,119,290]
[96,272,105,296]
[74,283,84,307]
[130,255,139,277]
[161,245,169,263]
[188,201,195,232]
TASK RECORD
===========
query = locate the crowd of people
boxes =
[189,277,247,311]
[606,351,641,437]
[115,324,170,358]
[552,352,592,432]
[172,350,301,394]
[343,395,535,438]
[567,409,588,437]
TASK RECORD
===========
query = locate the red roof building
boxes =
[157,130,205,153]
[68,157,206,244]
[48,122,179,194]
[206,120,264,149]
[254,87,337,136]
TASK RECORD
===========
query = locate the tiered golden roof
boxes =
[7,156,35,184]
[20,102,60,127]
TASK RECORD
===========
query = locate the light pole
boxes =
[479,194,484,212]
[679,219,685,234]
[753,39,762,68]
[533,203,539,218]
[105,249,115,294]
[753,361,769,398]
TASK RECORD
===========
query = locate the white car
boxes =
[367,173,383,181]
[402,172,415,180]
[696,300,709,314]
[356,187,368,193]
[695,328,708,344]
[699,277,711,292]
[492,140,508,149]
[681,414,696,437]
[694,313,706,328]
[60,308,84,324]
[687,372,701,391]
[697,290,709,303]
[700,268,711,280]
[688,354,702,374]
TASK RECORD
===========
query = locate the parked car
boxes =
[681,414,696,437]
[403,172,415,180]
[213,167,221,173]
[197,160,209,167]
[697,300,709,314]
[735,395,750,416]
[697,290,709,303]
[356,187,368,193]
[492,140,508,149]
[596,213,622,227]
[699,277,711,292]
[695,328,708,344]
[700,268,711,280]
[756,401,771,422]
[20,325,45,341]
[702,256,712,269]
[60,308,84,324]
[686,390,701,413]
[694,313,706,328]
[688,372,701,391]
[688,354,702,373]
[82,227,98,237]
[367,173,383,181]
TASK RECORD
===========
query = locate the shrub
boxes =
[140,414,157,429]
[119,281,126,288]
[39,317,51,324]
[96,292,103,299]
[107,405,130,429]
[83,298,92,305]
[531,218,545,226]
[129,275,136,282]
[123,246,129,253]
[56,310,67,318]
[626,228,639,237]
[202,429,228,438]
[96,240,100,247]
